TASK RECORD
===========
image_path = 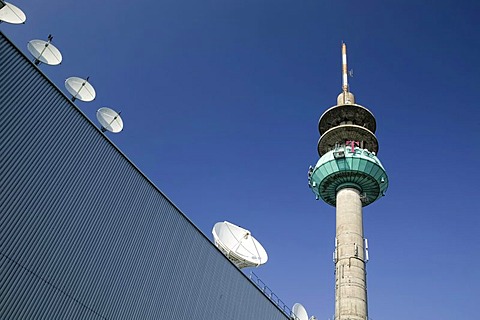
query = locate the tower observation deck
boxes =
[308,43,389,320]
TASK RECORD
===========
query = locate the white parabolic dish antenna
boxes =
[65,77,96,102]
[27,37,62,66]
[292,303,309,320]
[96,107,123,133]
[0,2,26,24]
[212,221,268,269]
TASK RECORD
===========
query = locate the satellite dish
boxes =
[65,76,96,102]
[291,303,308,320]
[27,35,62,66]
[0,1,26,24]
[212,221,268,269]
[96,107,123,133]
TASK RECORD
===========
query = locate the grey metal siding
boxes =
[0,32,288,320]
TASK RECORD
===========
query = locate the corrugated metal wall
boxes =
[0,32,288,320]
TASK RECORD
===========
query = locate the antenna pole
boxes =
[342,42,348,94]
[35,34,54,66]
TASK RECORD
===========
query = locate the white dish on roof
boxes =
[212,221,268,269]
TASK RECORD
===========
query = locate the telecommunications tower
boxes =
[308,43,389,320]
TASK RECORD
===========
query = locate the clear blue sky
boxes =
[3,1,480,319]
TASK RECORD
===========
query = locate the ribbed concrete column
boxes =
[334,188,367,320]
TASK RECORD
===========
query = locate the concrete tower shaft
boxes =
[334,188,367,320]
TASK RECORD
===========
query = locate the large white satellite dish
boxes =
[212,221,268,269]
[27,35,62,66]
[0,1,26,24]
[65,76,96,102]
[96,107,123,133]
[291,303,309,320]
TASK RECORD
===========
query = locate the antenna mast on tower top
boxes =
[339,42,355,105]
[342,42,349,93]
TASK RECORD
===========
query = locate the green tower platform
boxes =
[308,145,388,207]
